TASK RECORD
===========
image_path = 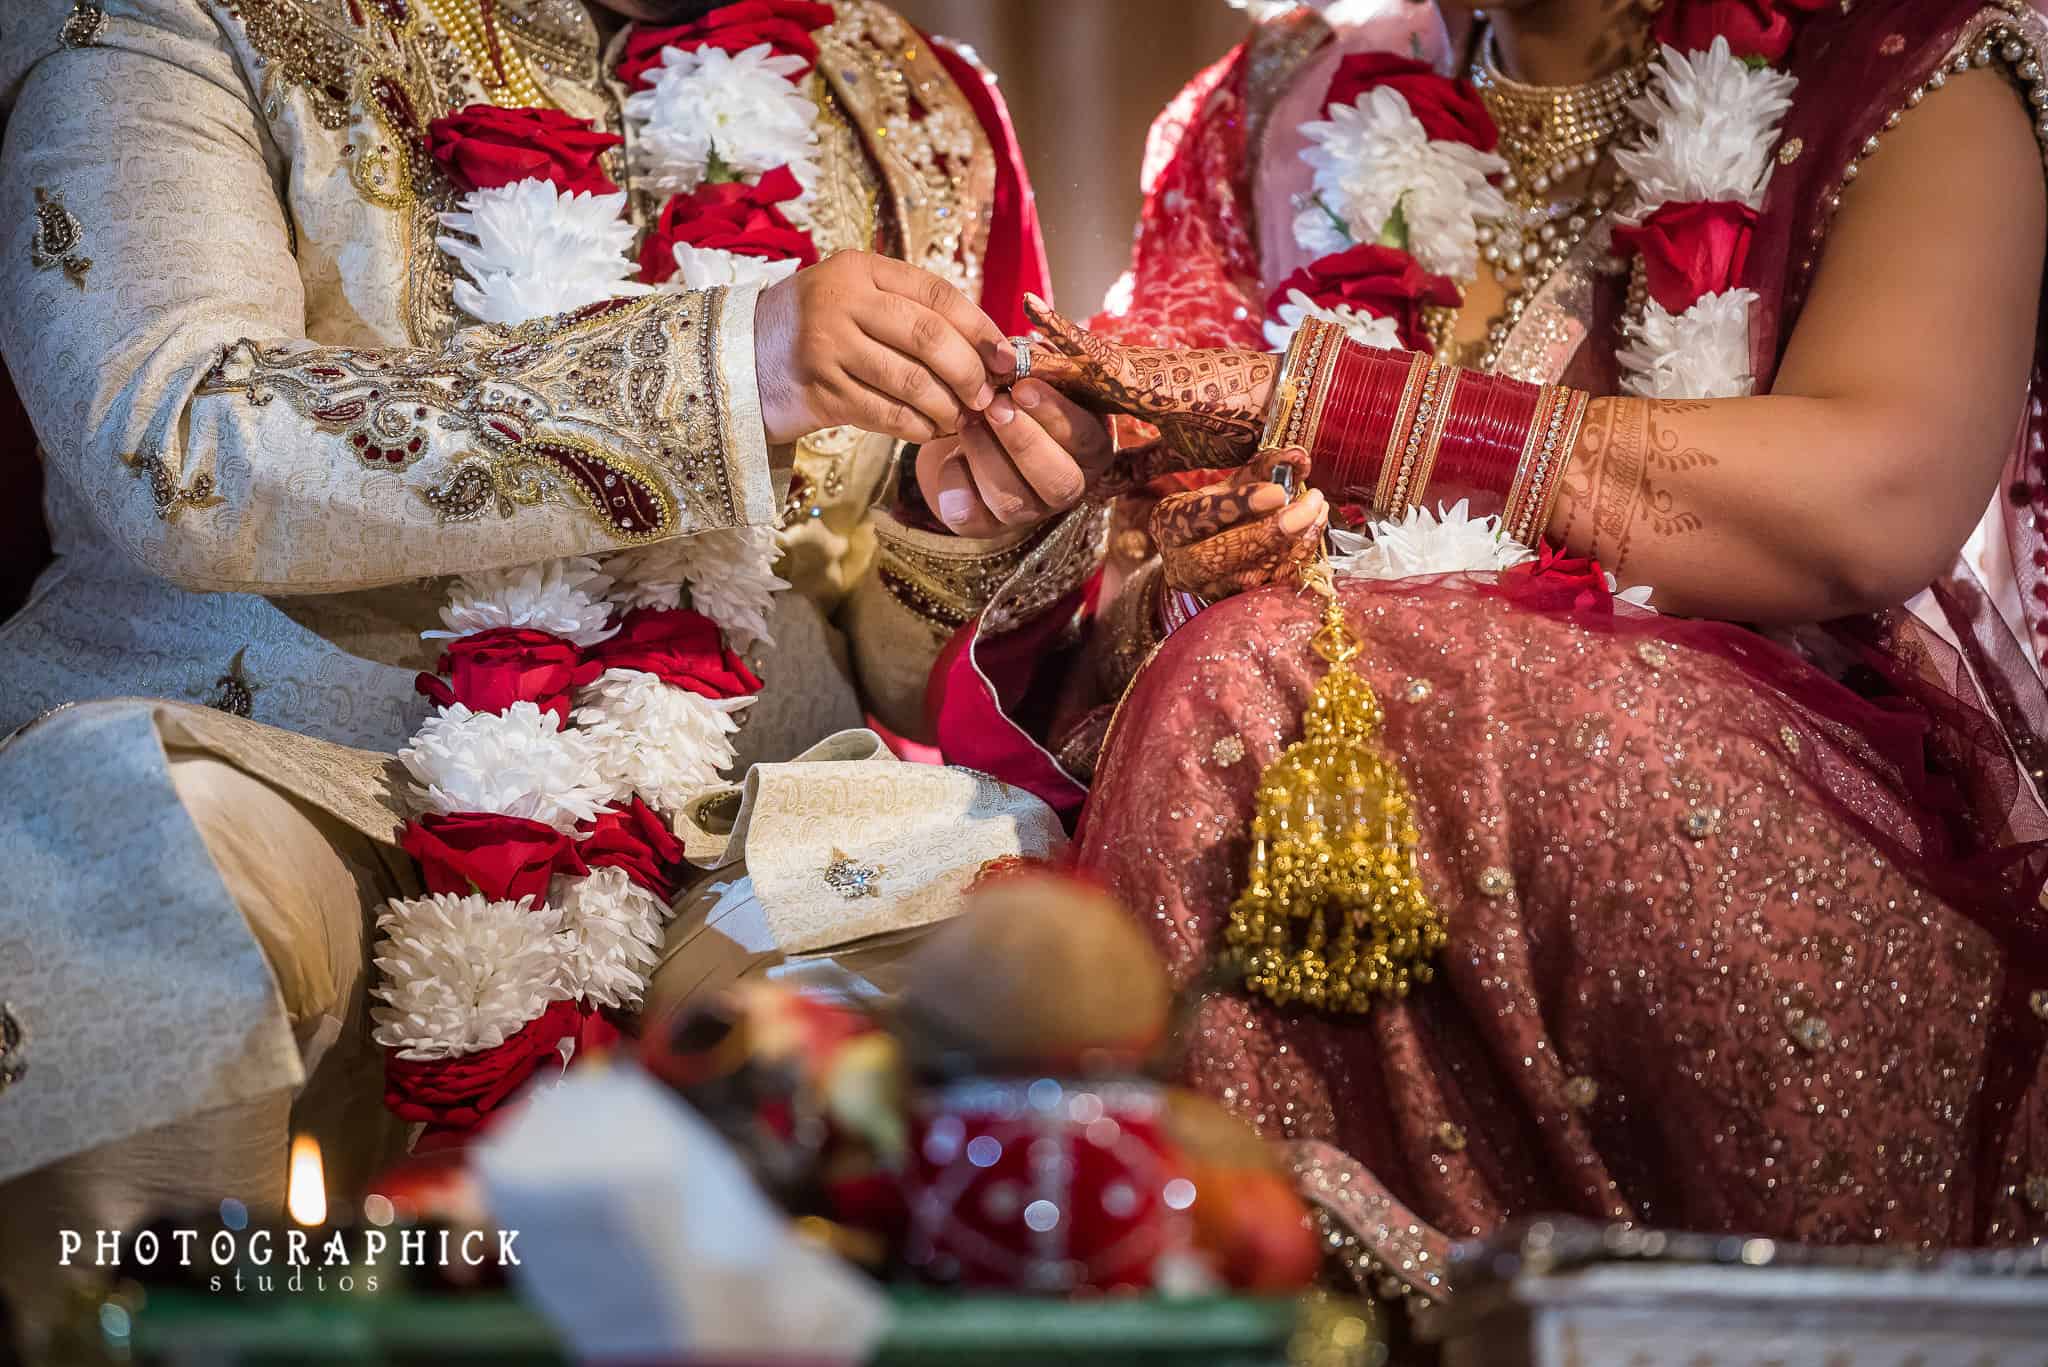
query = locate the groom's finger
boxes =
[917,434,1002,538]
[983,394,1087,510]
[856,295,998,416]
[1010,381,1114,478]
[959,415,1052,528]
[870,256,1015,376]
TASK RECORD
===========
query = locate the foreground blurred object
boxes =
[889,872,1319,1294]
[474,1064,891,1363]
[1428,1220,2048,1367]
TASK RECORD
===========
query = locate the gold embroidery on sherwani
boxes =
[817,0,996,301]
[131,452,225,520]
[29,188,90,289]
[219,0,596,345]
[59,1,108,48]
[196,290,742,541]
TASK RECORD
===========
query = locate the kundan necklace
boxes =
[1469,28,1645,367]
[1470,29,1646,202]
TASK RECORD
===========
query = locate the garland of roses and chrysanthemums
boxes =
[1255,0,1821,591]
[370,1,843,1143]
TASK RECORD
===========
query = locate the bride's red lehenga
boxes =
[1073,0,2048,1294]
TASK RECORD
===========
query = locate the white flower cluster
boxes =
[428,556,622,647]
[574,667,752,815]
[625,43,822,204]
[603,525,790,651]
[1331,500,1654,607]
[1612,37,1796,400]
[1263,288,1405,354]
[1616,38,1797,215]
[439,180,648,328]
[1296,86,1510,279]
[371,893,575,1059]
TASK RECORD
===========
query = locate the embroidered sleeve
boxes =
[0,19,774,597]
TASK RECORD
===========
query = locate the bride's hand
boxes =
[1021,295,1276,477]
[1152,448,1327,601]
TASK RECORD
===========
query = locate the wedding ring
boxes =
[1009,336,1033,382]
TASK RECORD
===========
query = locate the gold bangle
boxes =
[1372,352,1435,516]
[1376,357,1453,518]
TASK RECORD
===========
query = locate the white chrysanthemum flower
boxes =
[664,242,804,291]
[370,893,574,1059]
[1616,39,1796,216]
[625,43,821,201]
[1617,289,1756,399]
[400,701,625,832]
[426,556,621,647]
[1290,198,1355,261]
[602,527,788,650]
[1330,499,1537,581]
[1263,288,1404,354]
[439,180,649,327]
[574,668,752,813]
[1300,87,1509,279]
[552,866,667,1010]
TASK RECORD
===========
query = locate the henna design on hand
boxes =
[1152,449,1327,600]
[1022,296,1276,478]
[1561,398,1717,576]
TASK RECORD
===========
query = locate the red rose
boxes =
[1324,53,1497,152]
[1653,0,1826,63]
[638,166,819,284]
[1611,200,1757,314]
[401,811,590,903]
[384,999,584,1129]
[1499,544,1616,618]
[587,606,764,698]
[426,105,622,196]
[1266,244,1462,353]
[416,627,598,724]
[577,797,689,900]
[617,0,838,89]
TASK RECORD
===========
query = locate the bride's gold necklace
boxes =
[1468,28,1645,367]
[1470,28,1646,205]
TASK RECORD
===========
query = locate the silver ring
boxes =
[1009,336,1033,381]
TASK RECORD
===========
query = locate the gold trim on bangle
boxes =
[1501,385,1555,532]
[1372,352,1434,515]
[1294,320,1345,459]
[1400,364,1460,516]
[1531,389,1591,540]
[1377,357,1452,518]
[1503,386,1590,545]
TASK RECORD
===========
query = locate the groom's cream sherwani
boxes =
[0,0,1075,1230]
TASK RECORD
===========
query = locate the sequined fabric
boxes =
[1077,580,2048,1281]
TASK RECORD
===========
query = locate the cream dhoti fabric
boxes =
[0,703,1064,1340]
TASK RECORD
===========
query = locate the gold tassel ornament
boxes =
[1224,569,1447,1012]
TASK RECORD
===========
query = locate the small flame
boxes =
[286,1135,327,1227]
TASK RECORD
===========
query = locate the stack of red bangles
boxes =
[1264,316,1591,545]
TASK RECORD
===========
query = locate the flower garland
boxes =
[372,1,841,1141]
[1257,1,1820,588]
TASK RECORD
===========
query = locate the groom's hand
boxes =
[914,379,1113,538]
[754,252,1017,446]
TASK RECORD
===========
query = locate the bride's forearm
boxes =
[1547,395,1995,623]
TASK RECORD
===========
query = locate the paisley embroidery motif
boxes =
[29,188,90,289]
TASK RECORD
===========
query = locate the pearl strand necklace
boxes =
[421,0,548,109]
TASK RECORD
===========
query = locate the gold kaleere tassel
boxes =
[1224,565,1447,1012]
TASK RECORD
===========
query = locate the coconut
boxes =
[893,871,1171,1074]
